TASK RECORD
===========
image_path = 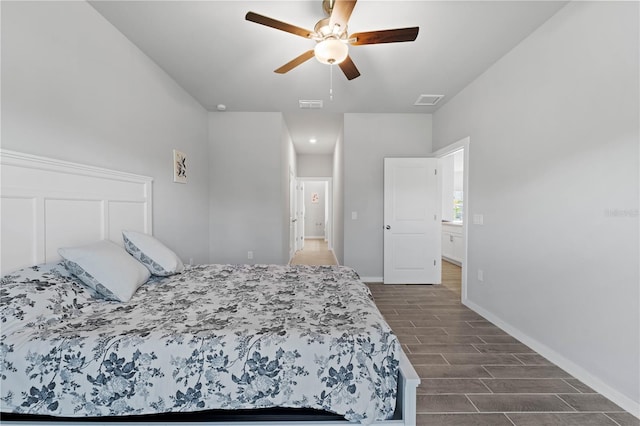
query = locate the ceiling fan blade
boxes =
[275,50,316,74]
[350,27,419,45]
[339,55,360,80]
[246,11,314,39]
[329,0,357,31]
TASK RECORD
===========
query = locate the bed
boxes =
[0,150,419,425]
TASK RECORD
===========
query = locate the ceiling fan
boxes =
[245,0,419,80]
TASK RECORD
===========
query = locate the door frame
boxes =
[432,137,470,302]
[296,181,304,252]
[288,167,297,261]
[298,177,333,250]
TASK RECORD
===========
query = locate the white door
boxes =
[383,158,441,284]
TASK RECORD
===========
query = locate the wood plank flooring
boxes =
[367,261,637,426]
[290,248,637,425]
[289,239,338,266]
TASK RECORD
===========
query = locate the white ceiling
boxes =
[89,1,567,155]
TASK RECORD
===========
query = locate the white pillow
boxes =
[122,230,184,276]
[58,240,150,302]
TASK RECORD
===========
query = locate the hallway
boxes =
[289,239,338,266]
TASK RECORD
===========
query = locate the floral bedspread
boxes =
[0,263,399,422]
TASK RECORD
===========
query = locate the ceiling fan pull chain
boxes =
[330,63,334,101]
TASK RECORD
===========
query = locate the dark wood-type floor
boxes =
[290,244,637,425]
[367,261,639,426]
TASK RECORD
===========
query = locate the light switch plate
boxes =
[473,214,484,225]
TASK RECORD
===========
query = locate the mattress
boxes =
[0,263,400,422]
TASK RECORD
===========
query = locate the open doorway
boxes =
[434,137,470,301]
[303,181,327,241]
[290,177,336,265]
[299,178,332,249]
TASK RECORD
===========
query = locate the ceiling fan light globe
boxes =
[314,39,348,65]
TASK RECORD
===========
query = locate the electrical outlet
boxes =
[352,211,358,220]
[247,251,254,260]
[477,269,484,282]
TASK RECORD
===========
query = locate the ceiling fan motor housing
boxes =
[313,16,349,65]
[314,17,347,39]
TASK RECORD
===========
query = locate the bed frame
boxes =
[0,149,420,425]
[0,150,153,276]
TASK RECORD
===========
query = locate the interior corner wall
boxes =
[208,112,287,265]
[332,131,345,265]
[343,113,433,279]
[433,1,639,413]
[0,1,210,263]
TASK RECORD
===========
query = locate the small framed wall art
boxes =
[173,149,187,184]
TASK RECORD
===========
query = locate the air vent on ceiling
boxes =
[414,94,444,106]
[299,100,323,109]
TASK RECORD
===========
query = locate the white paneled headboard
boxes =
[0,150,153,275]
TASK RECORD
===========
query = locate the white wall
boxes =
[433,1,639,414]
[344,114,432,279]
[297,154,333,177]
[208,112,290,265]
[1,1,210,263]
[332,131,345,265]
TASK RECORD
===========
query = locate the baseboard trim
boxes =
[329,249,339,266]
[442,255,462,267]
[360,276,383,283]
[463,297,640,419]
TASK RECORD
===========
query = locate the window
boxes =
[441,149,464,223]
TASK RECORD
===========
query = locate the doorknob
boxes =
[385,225,391,230]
